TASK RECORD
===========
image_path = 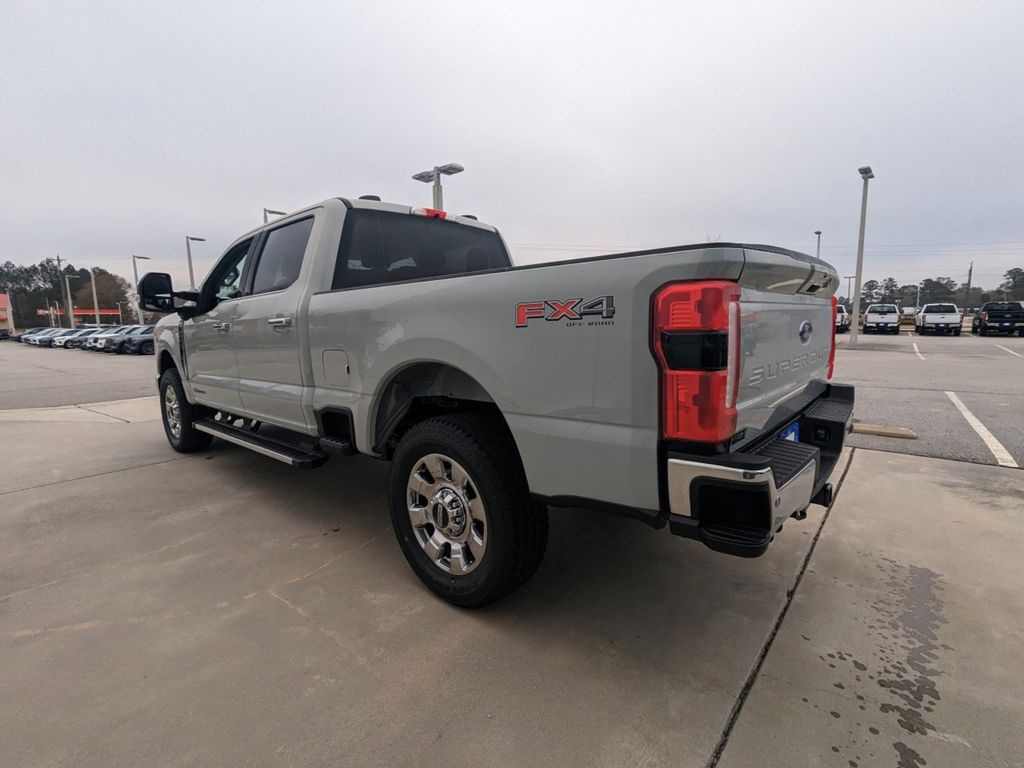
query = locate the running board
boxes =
[194,419,328,469]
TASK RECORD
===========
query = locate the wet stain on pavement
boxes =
[799,556,949,766]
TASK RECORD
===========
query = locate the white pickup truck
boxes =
[916,303,962,336]
[862,303,901,334]
[139,196,853,606]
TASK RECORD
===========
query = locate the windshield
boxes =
[868,305,897,314]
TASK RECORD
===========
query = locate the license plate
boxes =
[779,422,800,442]
[938,324,946,328]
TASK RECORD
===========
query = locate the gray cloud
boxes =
[2,0,1022,292]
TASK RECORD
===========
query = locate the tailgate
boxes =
[925,313,959,323]
[733,247,837,448]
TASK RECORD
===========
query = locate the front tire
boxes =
[159,368,213,453]
[140,340,154,355]
[389,413,548,608]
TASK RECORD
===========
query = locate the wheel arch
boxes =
[369,360,515,461]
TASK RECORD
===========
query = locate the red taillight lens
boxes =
[828,296,837,380]
[652,281,741,443]
[982,312,989,321]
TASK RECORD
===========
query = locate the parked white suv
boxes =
[863,304,901,334]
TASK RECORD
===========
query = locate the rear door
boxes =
[182,237,255,411]
[232,215,317,431]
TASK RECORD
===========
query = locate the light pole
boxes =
[814,230,822,259]
[115,301,124,324]
[849,166,875,347]
[412,163,464,209]
[89,268,101,326]
[64,273,80,328]
[185,236,205,291]
[132,255,150,324]
[263,208,286,224]
[844,275,855,307]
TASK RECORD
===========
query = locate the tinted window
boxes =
[332,210,509,290]
[869,305,897,313]
[925,304,956,313]
[251,218,314,294]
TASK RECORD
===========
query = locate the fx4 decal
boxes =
[515,296,616,327]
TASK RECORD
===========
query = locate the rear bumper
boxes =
[666,383,854,557]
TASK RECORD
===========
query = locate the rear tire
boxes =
[140,340,154,355]
[953,329,961,336]
[389,413,548,608]
[979,326,988,336]
[159,368,213,453]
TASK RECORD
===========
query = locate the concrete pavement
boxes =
[1,403,839,768]
[717,450,1024,768]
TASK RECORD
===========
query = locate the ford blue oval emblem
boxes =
[799,320,813,344]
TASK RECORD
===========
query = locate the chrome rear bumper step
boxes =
[194,419,328,469]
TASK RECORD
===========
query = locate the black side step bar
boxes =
[194,419,328,469]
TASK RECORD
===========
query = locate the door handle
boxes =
[267,316,293,328]
[212,322,231,332]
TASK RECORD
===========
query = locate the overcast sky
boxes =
[2,0,1022,294]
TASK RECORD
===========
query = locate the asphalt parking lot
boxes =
[1,338,1022,767]
[838,329,1024,467]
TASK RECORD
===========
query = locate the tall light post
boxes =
[263,208,286,224]
[64,273,79,328]
[849,166,875,347]
[115,301,124,324]
[814,230,822,259]
[844,275,855,306]
[185,236,205,290]
[132,255,150,325]
[412,162,464,209]
[89,268,101,326]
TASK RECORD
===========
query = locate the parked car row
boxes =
[843,300,1024,337]
[8,325,156,353]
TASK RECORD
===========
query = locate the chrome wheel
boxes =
[407,453,487,575]
[164,386,182,440]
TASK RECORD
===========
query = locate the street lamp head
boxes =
[412,170,436,183]
[858,166,875,180]
[437,162,464,176]
[186,236,206,243]
[814,230,822,236]
[134,255,150,261]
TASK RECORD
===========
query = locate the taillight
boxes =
[982,312,989,322]
[651,281,741,443]
[828,296,837,380]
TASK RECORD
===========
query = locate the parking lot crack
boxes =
[705,448,858,768]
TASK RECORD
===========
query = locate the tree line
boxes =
[0,258,138,328]
[840,267,1024,310]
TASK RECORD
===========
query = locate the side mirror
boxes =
[138,272,175,313]
[138,272,201,318]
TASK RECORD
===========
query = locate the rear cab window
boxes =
[868,305,898,314]
[332,210,510,290]
[923,304,956,313]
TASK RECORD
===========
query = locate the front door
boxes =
[182,237,255,412]
[232,215,316,432]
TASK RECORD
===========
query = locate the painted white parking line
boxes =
[945,391,1019,468]
[912,342,926,361]
[995,344,1022,358]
